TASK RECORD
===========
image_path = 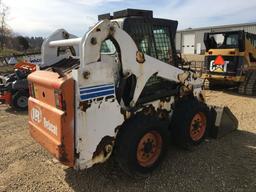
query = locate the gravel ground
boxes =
[0,90,256,192]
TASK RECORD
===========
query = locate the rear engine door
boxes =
[28,71,75,167]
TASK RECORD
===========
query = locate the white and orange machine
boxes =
[28,9,237,175]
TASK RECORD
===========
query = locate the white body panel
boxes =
[41,29,79,68]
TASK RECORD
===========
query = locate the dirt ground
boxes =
[0,90,255,192]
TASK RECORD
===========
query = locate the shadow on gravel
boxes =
[207,87,256,99]
[4,107,28,116]
[65,130,256,192]
[223,90,256,99]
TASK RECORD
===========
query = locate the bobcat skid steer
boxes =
[28,9,238,175]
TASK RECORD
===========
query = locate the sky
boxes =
[2,0,256,37]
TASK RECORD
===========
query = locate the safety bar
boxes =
[48,38,82,48]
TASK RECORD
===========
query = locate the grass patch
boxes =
[0,48,22,57]
[0,65,14,74]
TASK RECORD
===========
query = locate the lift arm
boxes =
[47,20,204,107]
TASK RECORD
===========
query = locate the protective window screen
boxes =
[123,19,177,103]
[126,20,173,64]
[153,26,172,64]
[127,21,157,58]
[139,25,174,101]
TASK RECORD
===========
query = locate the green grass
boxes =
[0,48,22,57]
[0,48,40,74]
[0,65,14,74]
[0,49,22,74]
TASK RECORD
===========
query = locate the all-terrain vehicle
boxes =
[0,62,36,110]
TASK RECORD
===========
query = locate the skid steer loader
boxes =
[202,30,256,95]
[28,9,238,175]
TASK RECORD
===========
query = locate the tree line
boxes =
[0,0,43,55]
[3,35,44,52]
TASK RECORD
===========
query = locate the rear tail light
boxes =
[54,89,66,110]
[229,51,236,54]
[208,51,212,55]
[28,82,35,98]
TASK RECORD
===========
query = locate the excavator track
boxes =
[238,71,256,96]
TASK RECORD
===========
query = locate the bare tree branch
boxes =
[0,0,9,50]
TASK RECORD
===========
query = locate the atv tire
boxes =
[12,91,28,111]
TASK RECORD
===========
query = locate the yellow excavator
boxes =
[202,30,256,95]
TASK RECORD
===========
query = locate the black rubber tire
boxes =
[12,91,28,111]
[170,97,210,148]
[114,114,169,176]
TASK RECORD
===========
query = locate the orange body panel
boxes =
[15,61,37,72]
[28,71,75,167]
[0,91,12,104]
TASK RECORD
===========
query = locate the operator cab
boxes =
[99,9,178,66]
[99,9,180,104]
[203,31,245,77]
[204,31,245,51]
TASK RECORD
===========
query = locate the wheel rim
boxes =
[190,112,206,141]
[17,96,28,108]
[136,131,162,167]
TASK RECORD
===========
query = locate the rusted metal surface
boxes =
[120,108,132,120]
[160,97,171,103]
[79,100,92,112]
[198,91,206,102]
[79,95,116,112]
[141,104,156,116]
[136,51,145,64]
[58,143,69,163]
[92,136,115,164]
[156,108,169,120]
[83,71,90,79]
[105,95,115,102]
[91,99,172,165]
[114,125,122,134]
[92,136,114,159]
